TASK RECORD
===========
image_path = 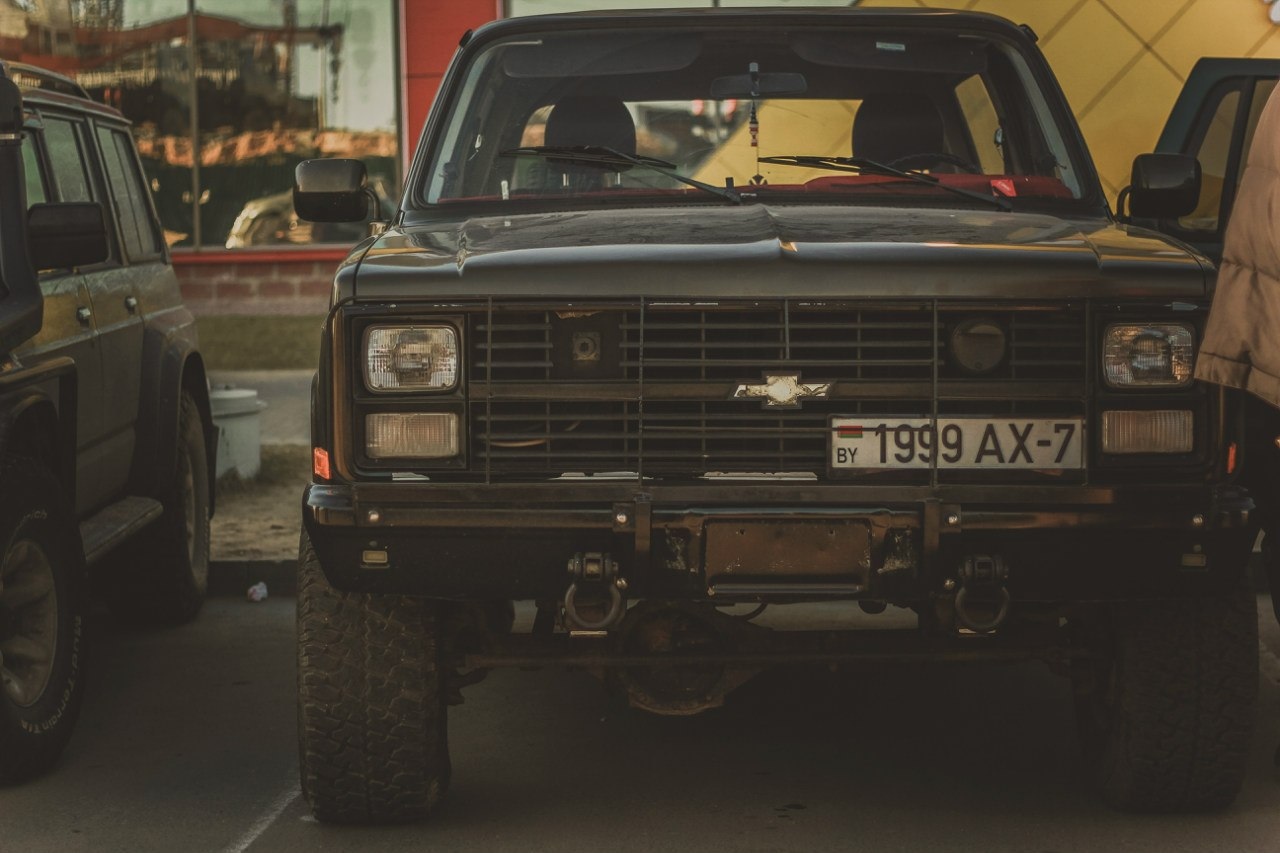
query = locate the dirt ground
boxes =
[211,445,311,563]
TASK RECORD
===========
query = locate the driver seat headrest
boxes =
[852,93,945,164]
[545,96,637,155]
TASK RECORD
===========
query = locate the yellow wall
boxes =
[856,0,1280,203]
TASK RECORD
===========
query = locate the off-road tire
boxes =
[297,529,450,823]
[1075,586,1258,812]
[0,453,88,784]
[108,391,210,626]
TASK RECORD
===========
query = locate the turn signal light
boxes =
[313,447,331,479]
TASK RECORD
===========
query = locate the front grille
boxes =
[467,300,1086,478]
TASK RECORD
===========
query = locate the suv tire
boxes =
[0,453,88,784]
[297,529,450,823]
[108,391,210,626]
[1074,585,1258,812]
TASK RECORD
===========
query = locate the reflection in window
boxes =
[5,0,399,250]
[99,126,163,261]
[22,143,46,206]
[42,117,94,203]
[1241,78,1277,189]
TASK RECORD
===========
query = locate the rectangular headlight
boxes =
[1102,323,1194,388]
[366,413,459,459]
[1101,410,1193,454]
[365,325,459,391]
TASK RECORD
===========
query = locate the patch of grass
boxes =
[215,444,312,500]
[197,315,325,370]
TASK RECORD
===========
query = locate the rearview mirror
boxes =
[28,202,108,271]
[1128,153,1200,219]
[294,159,370,223]
[710,68,807,99]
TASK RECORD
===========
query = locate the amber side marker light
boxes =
[313,447,332,479]
[1227,441,1238,475]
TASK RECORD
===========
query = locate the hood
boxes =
[352,204,1208,302]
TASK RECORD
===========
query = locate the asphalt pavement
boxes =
[144,369,1280,851]
[4,598,1280,853]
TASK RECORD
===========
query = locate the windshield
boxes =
[420,24,1091,210]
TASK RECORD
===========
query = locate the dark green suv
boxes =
[0,62,216,783]
[295,9,1258,821]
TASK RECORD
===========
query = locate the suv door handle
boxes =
[76,306,92,323]
[124,296,138,312]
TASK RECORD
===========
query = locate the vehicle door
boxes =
[86,121,157,496]
[1151,58,1280,264]
[13,111,105,515]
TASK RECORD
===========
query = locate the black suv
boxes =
[0,62,215,782]
[295,9,1258,821]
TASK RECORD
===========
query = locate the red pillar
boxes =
[400,0,501,163]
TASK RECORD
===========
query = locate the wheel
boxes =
[108,391,210,626]
[0,453,88,784]
[296,529,450,823]
[1072,586,1258,812]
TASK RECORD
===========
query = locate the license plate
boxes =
[830,418,1083,469]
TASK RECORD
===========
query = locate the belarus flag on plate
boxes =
[836,424,863,439]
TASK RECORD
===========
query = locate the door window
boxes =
[96,127,162,262]
[1176,82,1241,234]
[1240,78,1277,183]
[42,116,94,203]
[22,139,46,205]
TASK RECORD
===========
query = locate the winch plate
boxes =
[704,520,872,583]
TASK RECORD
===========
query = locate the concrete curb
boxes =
[210,560,297,598]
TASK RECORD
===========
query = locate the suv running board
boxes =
[80,496,163,566]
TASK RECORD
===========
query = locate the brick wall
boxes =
[175,256,339,316]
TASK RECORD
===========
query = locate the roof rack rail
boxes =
[0,60,91,100]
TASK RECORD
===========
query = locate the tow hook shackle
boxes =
[564,552,627,631]
[954,554,1010,634]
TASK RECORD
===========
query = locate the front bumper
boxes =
[304,481,1255,601]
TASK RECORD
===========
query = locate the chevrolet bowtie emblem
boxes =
[733,373,831,408]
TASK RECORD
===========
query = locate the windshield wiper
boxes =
[757,155,1012,211]
[500,145,742,204]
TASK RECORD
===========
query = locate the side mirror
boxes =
[28,202,108,271]
[1128,153,1200,219]
[294,159,369,223]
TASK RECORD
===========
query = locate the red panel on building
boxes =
[401,0,499,158]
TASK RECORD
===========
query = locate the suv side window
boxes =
[42,115,93,203]
[1240,78,1277,175]
[96,126,161,261]
[21,135,46,205]
[1173,76,1276,238]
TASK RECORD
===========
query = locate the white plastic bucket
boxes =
[210,386,268,478]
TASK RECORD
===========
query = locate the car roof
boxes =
[0,59,128,123]
[467,7,1032,42]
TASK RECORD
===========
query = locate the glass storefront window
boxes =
[3,0,399,250]
[194,1,399,249]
